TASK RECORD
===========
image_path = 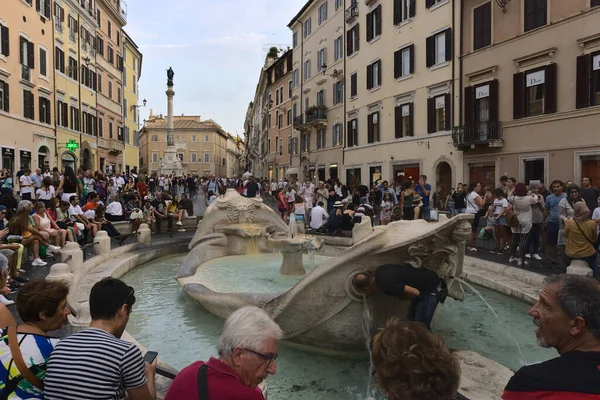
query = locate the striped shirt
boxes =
[43,328,146,400]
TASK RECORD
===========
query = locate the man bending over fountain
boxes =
[165,306,282,400]
[353,264,447,330]
[502,274,600,400]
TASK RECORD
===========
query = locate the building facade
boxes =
[0,0,56,173]
[226,134,244,178]
[457,0,600,187]
[289,0,345,182]
[140,113,230,177]
[122,30,142,174]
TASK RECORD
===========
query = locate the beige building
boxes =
[342,0,461,194]
[226,134,244,178]
[140,113,229,177]
[263,50,293,180]
[289,0,345,182]
[0,0,56,173]
[122,30,142,173]
[457,0,600,187]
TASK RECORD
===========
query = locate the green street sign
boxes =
[66,139,79,150]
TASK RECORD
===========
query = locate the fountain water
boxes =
[362,295,374,398]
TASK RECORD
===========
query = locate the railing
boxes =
[293,115,304,129]
[452,121,503,148]
[305,108,327,124]
[55,20,63,33]
[345,3,358,22]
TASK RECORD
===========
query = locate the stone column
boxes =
[567,259,593,276]
[138,223,151,246]
[166,86,175,147]
[47,263,75,305]
[61,241,83,274]
[94,231,111,254]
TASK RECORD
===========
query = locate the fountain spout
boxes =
[268,234,324,276]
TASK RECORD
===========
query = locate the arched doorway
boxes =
[436,161,452,204]
[38,146,50,170]
[81,149,91,171]
[61,152,76,171]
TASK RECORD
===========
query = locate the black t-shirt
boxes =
[503,351,600,399]
[358,185,369,198]
[180,199,194,216]
[186,177,195,188]
[149,179,156,191]
[375,264,441,296]
[246,182,259,197]
[452,191,466,209]
[151,199,167,215]
[580,186,600,212]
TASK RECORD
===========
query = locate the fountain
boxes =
[268,233,323,275]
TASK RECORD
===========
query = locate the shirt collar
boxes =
[206,357,243,380]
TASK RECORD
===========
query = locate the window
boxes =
[192,135,196,142]
[0,80,8,112]
[347,24,360,56]
[56,101,68,127]
[465,80,499,141]
[395,103,413,138]
[513,65,556,118]
[287,109,291,125]
[151,135,158,141]
[39,47,47,77]
[108,81,113,98]
[107,20,112,38]
[0,24,9,57]
[316,89,324,107]
[334,36,343,61]
[23,90,34,120]
[123,99,128,118]
[204,152,210,163]
[427,94,450,133]
[39,97,51,124]
[96,36,104,56]
[107,46,114,64]
[350,72,358,97]
[268,113,272,129]
[317,128,326,149]
[68,57,78,80]
[367,111,380,143]
[289,80,292,98]
[426,28,451,67]
[332,123,343,145]
[191,152,198,163]
[473,2,491,50]
[133,75,137,93]
[68,16,78,41]
[108,120,113,138]
[524,0,547,32]
[367,60,381,90]
[98,117,103,136]
[70,106,80,131]
[97,73,102,92]
[394,0,415,24]
[152,152,158,163]
[292,69,300,88]
[117,31,120,46]
[304,17,312,38]
[301,132,310,152]
[593,0,600,6]
[96,9,101,26]
[205,134,209,142]
[524,159,545,186]
[19,37,34,80]
[304,59,311,81]
[335,0,343,10]
[366,5,382,42]
[36,0,51,18]
[333,81,343,104]
[177,153,184,162]
[426,0,446,7]
[293,31,298,48]
[318,2,328,24]
[347,118,358,147]
[394,45,414,79]
[117,55,123,71]
[278,112,283,128]
[576,52,600,108]
[317,48,327,71]
[54,4,65,32]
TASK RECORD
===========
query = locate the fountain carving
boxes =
[178,189,473,352]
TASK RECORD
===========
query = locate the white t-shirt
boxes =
[270,182,278,191]
[592,207,600,234]
[106,201,123,216]
[68,204,84,220]
[310,206,329,229]
[466,191,481,214]
[36,186,56,200]
[286,189,296,203]
[493,198,508,216]
[20,175,32,194]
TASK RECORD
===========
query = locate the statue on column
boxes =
[167,67,175,87]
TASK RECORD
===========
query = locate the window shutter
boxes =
[426,35,435,68]
[444,93,451,130]
[3,82,9,112]
[409,0,416,17]
[351,73,357,96]
[29,92,34,119]
[347,121,353,147]
[427,97,436,133]
[444,28,452,61]
[1,26,9,57]
[366,12,373,42]
[36,0,41,12]
[409,45,415,74]
[367,114,374,143]
[356,24,360,52]
[375,6,382,37]
[40,50,46,76]
[489,79,499,122]
[393,0,401,25]
[23,91,29,118]
[545,63,557,114]
[39,98,44,122]
[60,7,64,21]
[426,0,434,8]
[19,38,25,65]
[27,41,34,69]
[513,72,525,120]
[464,86,474,126]
[44,0,51,18]
[63,103,68,126]
[394,105,402,138]
[408,103,414,136]
[367,64,373,90]
[394,49,401,79]
[576,54,591,109]
[346,29,352,55]
[377,60,382,86]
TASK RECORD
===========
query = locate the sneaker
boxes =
[532,254,542,260]
[48,245,61,253]
[0,295,14,306]
[517,259,528,267]
[176,221,183,226]
[178,228,186,232]
[32,258,47,267]
[525,254,532,259]
[509,256,518,263]
[468,247,477,252]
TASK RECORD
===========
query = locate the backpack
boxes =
[504,203,519,228]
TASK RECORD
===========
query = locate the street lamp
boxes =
[321,63,344,80]
[130,99,147,133]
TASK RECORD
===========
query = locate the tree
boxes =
[267,46,279,59]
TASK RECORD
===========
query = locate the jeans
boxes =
[421,207,430,220]
[155,214,173,232]
[101,222,120,237]
[525,223,542,255]
[566,252,598,279]
[407,293,439,330]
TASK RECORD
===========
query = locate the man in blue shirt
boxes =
[415,175,432,220]
[544,180,566,265]
[377,181,398,205]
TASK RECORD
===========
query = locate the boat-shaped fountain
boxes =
[177,188,473,352]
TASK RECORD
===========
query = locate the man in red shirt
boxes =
[165,306,282,400]
[502,274,600,399]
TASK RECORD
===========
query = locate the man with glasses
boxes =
[544,180,567,265]
[44,278,157,400]
[165,306,282,400]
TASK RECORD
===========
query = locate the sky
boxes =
[125,0,307,138]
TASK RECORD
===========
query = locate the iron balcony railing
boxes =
[293,115,304,129]
[452,121,503,148]
[305,108,327,124]
[345,3,358,22]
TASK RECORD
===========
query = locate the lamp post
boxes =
[129,99,147,174]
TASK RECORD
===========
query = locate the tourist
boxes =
[124,177,137,196]
[56,166,80,202]
[563,202,598,277]
[377,181,398,205]
[142,198,156,233]
[315,181,329,206]
[506,177,516,198]
[206,190,217,207]
[327,201,344,234]
[580,176,600,213]
[82,191,101,219]
[415,175,432,219]
[293,195,306,228]
[124,196,144,234]
[299,180,315,222]
[95,173,108,203]
[380,192,394,225]
[0,168,14,198]
[451,183,466,215]
[151,192,173,235]
[491,188,510,254]
[270,179,278,200]
[558,184,584,251]
[353,264,447,329]
[400,180,419,221]
[165,306,281,400]
[69,195,98,238]
[168,195,185,227]
[502,275,600,399]
[30,168,43,193]
[245,176,260,198]
[44,277,157,400]
[544,180,566,265]
[525,185,545,261]
[508,183,540,267]
[137,176,148,199]
[19,169,33,201]
[179,193,194,217]
[83,170,96,199]
[0,280,69,398]
[32,201,70,248]
[285,186,296,215]
[276,188,288,221]
[94,205,123,238]
[35,176,56,208]
[371,318,460,400]
[465,182,484,252]
[113,171,126,191]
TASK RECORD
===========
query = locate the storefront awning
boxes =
[285,168,298,175]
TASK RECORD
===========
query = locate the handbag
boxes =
[504,204,519,228]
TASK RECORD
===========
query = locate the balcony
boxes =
[452,121,503,150]
[55,20,63,33]
[345,3,358,22]
[98,137,125,154]
[305,107,327,127]
[293,115,304,129]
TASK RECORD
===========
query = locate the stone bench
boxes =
[566,259,593,276]
[113,216,199,235]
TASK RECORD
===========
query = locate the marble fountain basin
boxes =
[177,189,473,352]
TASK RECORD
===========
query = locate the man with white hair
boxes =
[165,306,282,399]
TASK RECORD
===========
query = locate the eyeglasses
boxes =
[570,191,579,194]
[243,348,278,368]
[123,287,134,312]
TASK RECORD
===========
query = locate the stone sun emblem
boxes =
[226,197,256,223]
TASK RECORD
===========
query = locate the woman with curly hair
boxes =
[371,318,461,400]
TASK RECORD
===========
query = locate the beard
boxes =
[536,336,551,348]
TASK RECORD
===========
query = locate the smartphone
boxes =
[144,351,158,364]
[67,302,78,317]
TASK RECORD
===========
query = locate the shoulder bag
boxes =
[7,327,44,391]
[197,363,210,400]
[504,201,520,229]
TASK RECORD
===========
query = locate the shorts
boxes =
[295,214,305,222]
[546,221,559,246]
[489,216,508,226]
[469,211,485,232]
